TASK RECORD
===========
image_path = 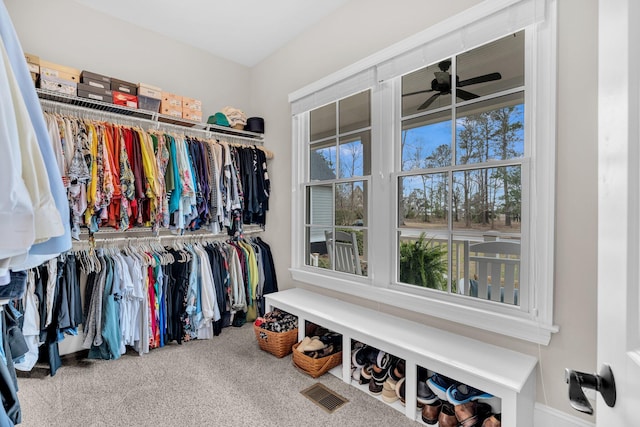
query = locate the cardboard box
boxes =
[182,109,202,122]
[138,95,161,113]
[40,60,80,83]
[111,78,137,95]
[160,105,182,118]
[161,92,182,108]
[77,89,113,104]
[138,83,162,99]
[24,53,39,74]
[113,91,138,108]
[182,96,202,112]
[40,75,77,95]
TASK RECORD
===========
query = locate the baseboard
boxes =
[535,403,595,427]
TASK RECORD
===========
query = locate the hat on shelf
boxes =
[207,112,230,127]
[222,106,247,130]
[245,117,264,133]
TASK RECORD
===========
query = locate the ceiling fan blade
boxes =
[417,93,441,110]
[458,72,502,87]
[456,88,479,101]
[402,89,434,97]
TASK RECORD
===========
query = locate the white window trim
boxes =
[290,0,558,345]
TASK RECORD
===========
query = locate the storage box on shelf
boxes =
[40,59,80,84]
[80,70,111,90]
[113,91,138,108]
[111,78,137,95]
[40,75,76,95]
[265,288,537,427]
[24,53,39,85]
[77,83,113,103]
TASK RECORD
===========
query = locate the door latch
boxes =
[564,364,616,414]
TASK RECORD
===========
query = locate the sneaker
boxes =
[446,383,493,405]
[417,379,439,406]
[371,363,389,384]
[351,347,366,369]
[369,379,384,395]
[427,373,457,401]
[359,364,372,385]
[388,358,405,382]
[352,367,362,382]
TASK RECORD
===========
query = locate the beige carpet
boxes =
[15,325,420,426]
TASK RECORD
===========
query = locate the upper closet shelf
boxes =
[36,88,265,141]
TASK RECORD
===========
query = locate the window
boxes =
[305,91,370,276]
[397,32,525,307]
[290,0,557,344]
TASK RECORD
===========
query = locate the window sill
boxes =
[290,267,558,345]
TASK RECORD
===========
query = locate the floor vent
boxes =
[300,382,349,414]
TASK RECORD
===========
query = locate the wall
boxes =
[251,0,598,423]
[4,0,251,117]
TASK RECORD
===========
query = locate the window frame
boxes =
[289,0,558,345]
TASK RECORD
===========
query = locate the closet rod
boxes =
[71,227,263,249]
[39,99,265,146]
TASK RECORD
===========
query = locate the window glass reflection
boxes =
[402,60,453,116]
[310,103,336,141]
[335,181,367,227]
[310,142,337,181]
[402,111,451,171]
[398,173,448,229]
[456,92,524,165]
[339,91,370,134]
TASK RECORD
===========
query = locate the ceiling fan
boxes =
[404,60,502,111]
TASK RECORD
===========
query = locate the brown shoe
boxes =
[455,401,494,426]
[421,399,442,425]
[482,414,501,427]
[438,402,458,427]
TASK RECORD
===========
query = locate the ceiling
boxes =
[73,0,350,67]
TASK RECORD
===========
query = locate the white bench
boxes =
[265,287,537,426]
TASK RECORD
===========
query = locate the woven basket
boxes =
[253,324,298,358]
[291,342,343,378]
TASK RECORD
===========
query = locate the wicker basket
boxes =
[253,324,298,358]
[291,342,343,378]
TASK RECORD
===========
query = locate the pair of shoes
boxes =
[421,399,442,425]
[369,378,384,395]
[381,380,398,403]
[454,401,493,427]
[427,373,457,401]
[482,414,501,427]
[447,383,493,405]
[438,402,458,427]
[388,358,405,382]
[417,379,439,406]
[303,338,327,353]
[296,336,312,352]
[359,364,372,385]
[307,344,334,359]
[352,345,377,368]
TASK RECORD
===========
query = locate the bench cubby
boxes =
[266,288,537,426]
